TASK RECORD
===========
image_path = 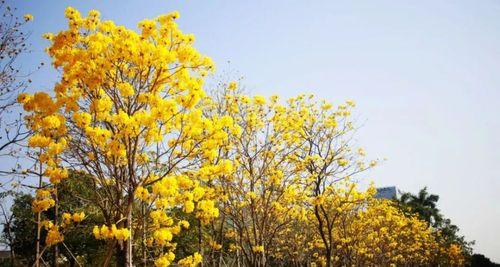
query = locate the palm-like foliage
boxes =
[398,187,442,227]
[397,187,474,260]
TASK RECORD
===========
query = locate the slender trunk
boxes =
[125,196,133,266]
[141,203,147,266]
[217,218,225,267]
[35,157,43,267]
[102,241,116,267]
[53,242,59,267]
[325,249,331,267]
[9,249,15,267]
[124,160,134,267]
[4,219,16,266]
[117,245,126,266]
[53,188,59,267]
[35,210,41,267]
[236,249,240,267]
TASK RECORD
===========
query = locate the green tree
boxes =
[438,218,474,259]
[50,171,107,266]
[397,186,474,262]
[399,186,442,226]
[1,192,36,266]
[469,254,500,267]
[2,172,108,266]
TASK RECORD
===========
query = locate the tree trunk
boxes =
[53,189,59,267]
[325,249,331,267]
[125,182,134,267]
[117,245,127,266]
[102,240,116,267]
[35,210,41,267]
[142,204,147,266]
[9,249,15,267]
[35,160,43,267]
[126,206,133,266]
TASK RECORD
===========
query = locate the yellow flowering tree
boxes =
[308,182,376,266]
[340,199,439,266]
[284,95,377,267]
[197,84,310,266]
[297,193,466,267]
[437,242,467,266]
[20,7,233,266]
[268,215,316,265]
[16,6,471,267]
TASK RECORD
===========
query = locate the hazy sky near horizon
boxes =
[12,0,500,261]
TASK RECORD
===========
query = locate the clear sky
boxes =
[13,0,500,261]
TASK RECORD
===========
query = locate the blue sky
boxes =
[13,0,500,261]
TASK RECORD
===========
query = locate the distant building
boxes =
[375,186,397,199]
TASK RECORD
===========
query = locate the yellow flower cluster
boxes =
[339,199,439,266]
[62,212,85,225]
[44,167,68,184]
[45,226,64,246]
[135,186,150,201]
[32,189,55,213]
[24,13,34,21]
[93,224,131,241]
[153,227,180,246]
[252,245,265,253]
[441,243,466,266]
[208,239,222,250]
[155,252,176,267]
[20,90,68,219]
[196,199,219,224]
[177,253,202,267]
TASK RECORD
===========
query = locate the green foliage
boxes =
[6,193,37,265]
[398,187,442,226]
[2,172,108,266]
[397,187,474,259]
[55,171,107,265]
[469,254,500,267]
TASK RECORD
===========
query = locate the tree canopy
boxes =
[0,6,481,267]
